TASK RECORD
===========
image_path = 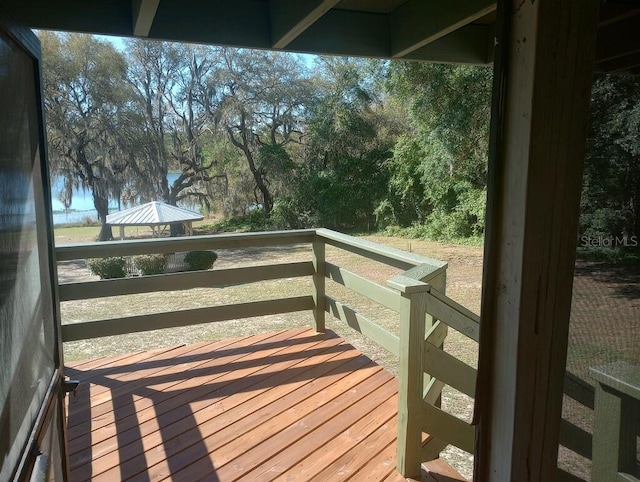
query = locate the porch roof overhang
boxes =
[5,0,640,73]
[3,0,496,65]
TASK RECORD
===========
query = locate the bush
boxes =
[132,254,167,276]
[81,216,99,227]
[213,210,266,233]
[87,257,127,279]
[269,196,310,230]
[184,250,218,271]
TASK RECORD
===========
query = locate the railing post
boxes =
[312,235,326,332]
[396,284,429,478]
[590,362,640,482]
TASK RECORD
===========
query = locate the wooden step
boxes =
[422,458,469,482]
[384,458,469,481]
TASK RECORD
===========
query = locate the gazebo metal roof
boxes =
[106,201,203,226]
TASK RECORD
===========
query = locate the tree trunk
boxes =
[226,119,274,220]
[94,189,113,241]
[260,184,272,218]
[165,191,186,237]
[170,223,185,237]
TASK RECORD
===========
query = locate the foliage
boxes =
[40,35,498,241]
[215,49,312,217]
[269,196,310,230]
[379,63,492,240]
[208,209,267,232]
[87,257,127,279]
[576,246,640,265]
[292,58,397,232]
[381,224,485,246]
[298,149,391,230]
[132,254,167,275]
[40,32,132,240]
[184,250,218,271]
[125,40,227,235]
[581,74,640,241]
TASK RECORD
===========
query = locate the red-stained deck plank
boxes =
[66,328,464,481]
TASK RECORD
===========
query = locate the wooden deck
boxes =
[65,327,465,482]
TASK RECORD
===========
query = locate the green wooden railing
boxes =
[56,230,318,341]
[55,228,457,477]
[57,228,637,479]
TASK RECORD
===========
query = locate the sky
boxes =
[94,34,127,51]
[92,34,318,68]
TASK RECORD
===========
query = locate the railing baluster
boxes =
[312,236,326,333]
[424,271,446,426]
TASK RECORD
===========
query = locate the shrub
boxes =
[87,257,127,279]
[81,216,99,227]
[269,196,311,230]
[132,254,167,276]
[211,209,267,233]
[184,250,218,271]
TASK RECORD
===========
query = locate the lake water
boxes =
[50,173,183,225]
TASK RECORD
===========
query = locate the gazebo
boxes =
[106,201,204,240]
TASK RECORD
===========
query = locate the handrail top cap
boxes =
[590,361,640,401]
[387,274,431,294]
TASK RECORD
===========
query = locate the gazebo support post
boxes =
[119,225,125,240]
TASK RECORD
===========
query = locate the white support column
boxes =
[475,1,600,480]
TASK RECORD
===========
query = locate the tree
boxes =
[581,74,640,240]
[215,48,311,217]
[380,62,492,239]
[294,57,398,230]
[40,32,132,240]
[125,40,226,222]
[124,39,178,205]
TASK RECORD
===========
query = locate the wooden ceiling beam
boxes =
[286,9,389,58]
[598,4,640,27]
[270,0,340,49]
[389,0,496,58]
[597,15,640,63]
[598,51,640,73]
[402,24,493,65]
[132,0,160,37]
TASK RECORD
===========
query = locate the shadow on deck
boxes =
[65,327,465,482]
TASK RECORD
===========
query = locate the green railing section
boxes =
[387,269,478,477]
[590,362,640,482]
[56,230,318,341]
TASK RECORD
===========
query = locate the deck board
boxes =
[65,328,461,481]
